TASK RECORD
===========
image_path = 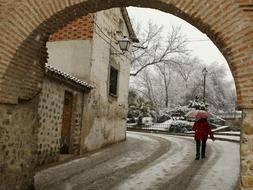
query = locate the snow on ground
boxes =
[163,119,194,126]
[35,133,159,189]
[212,126,230,132]
[112,135,195,190]
[114,133,239,190]
[162,119,174,124]
[35,132,240,190]
[215,131,240,135]
[213,135,240,142]
[187,140,239,190]
[170,133,240,142]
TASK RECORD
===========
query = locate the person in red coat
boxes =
[192,118,215,160]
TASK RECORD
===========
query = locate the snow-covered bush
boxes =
[188,98,207,110]
[127,89,158,124]
[169,120,193,133]
[156,110,171,123]
[157,105,193,123]
[208,115,225,127]
[142,117,153,125]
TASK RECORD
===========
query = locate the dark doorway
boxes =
[60,91,73,154]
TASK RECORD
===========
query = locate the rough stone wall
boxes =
[37,77,83,166]
[225,118,243,131]
[241,109,253,189]
[0,98,39,190]
[71,93,83,154]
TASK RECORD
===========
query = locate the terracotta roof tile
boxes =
[45,64,94,89]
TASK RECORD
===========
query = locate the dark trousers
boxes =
[196,139,207,158]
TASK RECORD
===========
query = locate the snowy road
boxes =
[35,131,240,190]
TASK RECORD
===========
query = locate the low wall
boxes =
[225,118,242,130]
[0,98,39,190]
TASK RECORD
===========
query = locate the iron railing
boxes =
[127,123,171,131]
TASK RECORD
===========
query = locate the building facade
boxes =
[37,8,137,165]
[37,65,93,165]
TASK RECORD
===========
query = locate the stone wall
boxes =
[225,118,243,131]
[71,93,84,154]
[37,76,84,166]
[241,109,253,189]
[0,98,39,190]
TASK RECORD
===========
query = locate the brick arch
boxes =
[1,1,253,189]
[0,0,252,107]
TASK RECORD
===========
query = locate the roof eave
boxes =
[120,7,139,43]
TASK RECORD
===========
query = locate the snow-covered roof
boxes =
[45,65,94,89]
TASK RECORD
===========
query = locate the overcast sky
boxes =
[127,7,234,81]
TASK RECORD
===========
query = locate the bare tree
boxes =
[155,62,172,107]
[205,62,236,112]
[170,56,199,88]
[129,20,236,112]
[130,21,187,76]
[133,68,159,106]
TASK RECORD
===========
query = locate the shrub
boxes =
[169,120,193,133]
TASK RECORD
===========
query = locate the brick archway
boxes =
[0,0,252,107]
[0,0,253,189]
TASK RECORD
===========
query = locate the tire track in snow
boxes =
[36,132,239,190]
[35,133,156,190]
[187,141,240,190]
[76,134,172,190]
[113,135,196,190]
[158,139,221,190]
[36,132,172,190]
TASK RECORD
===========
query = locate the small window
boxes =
[109,66,118,97]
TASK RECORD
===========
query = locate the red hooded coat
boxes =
[192,119,214,140]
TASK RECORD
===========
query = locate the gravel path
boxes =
[35,132,239,190]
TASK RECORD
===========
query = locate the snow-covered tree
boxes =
[129,19,236,114]
[204,61,236,113]
[130,21,187,76]
[128,89,158,124]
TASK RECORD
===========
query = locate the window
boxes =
[109,66,118,97]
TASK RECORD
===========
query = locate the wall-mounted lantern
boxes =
[118,36,131,53]
[111,36,131,55]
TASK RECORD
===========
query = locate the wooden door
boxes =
[60,91,73,154]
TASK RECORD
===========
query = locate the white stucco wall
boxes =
[81,8,132,151]
[47,40,92,81]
